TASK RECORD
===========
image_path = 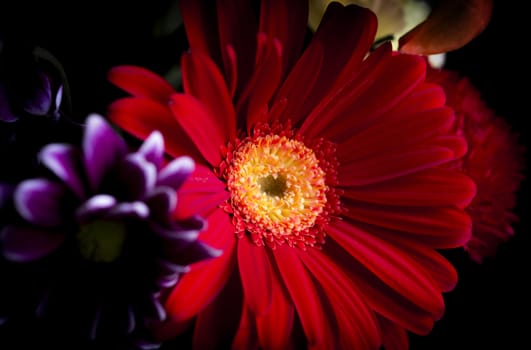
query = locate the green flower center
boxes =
[77,220,127,263]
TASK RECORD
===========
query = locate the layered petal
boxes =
[107,65,176,104]
[107,97,202,161]
[164,208,236,321]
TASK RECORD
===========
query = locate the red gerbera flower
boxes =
[107,1,476,349]
[427,67,526,263]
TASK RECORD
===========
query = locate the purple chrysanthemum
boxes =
[0,114,219,348]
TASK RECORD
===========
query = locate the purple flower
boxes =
[0,114,219,348]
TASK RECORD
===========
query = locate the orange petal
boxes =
[398,0,493,55]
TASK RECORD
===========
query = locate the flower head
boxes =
[0,114,219,348]
[427,67,526,263]
[0,39,81,183]
[108,1,475,349]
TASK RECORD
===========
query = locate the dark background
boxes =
[1,0,529,349]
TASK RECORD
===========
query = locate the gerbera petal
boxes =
[231,305,259,350]
[169,93,225,166]
[179,163,227,194]
[292,3,377,122]
[238,34,282,131]
[164,208,236,321]
[341,168,476,208]
[299,250,381,350]
[258,0,308,76]
[255,271,295,350]
[14,179,67,227]
[38,143,85,199]
[327,220,444,316]
[107,65,175,103]
[378,315,409,350]
[273,42,324,125]
[83,114,128,191]
[179,0,221,63]
[273,246,335,349]
[107,97,202,161]
[237,238,272,316]
[157,155,195,190]
[2,225,65,262]
[175,189,229,219]
[338,146,455,186]
[216,2,257,94]
[342,201,472,248]
[181,51,236,141]
[301,51,426,141]
[193,270,249,350]
[323,239,437,334]
[337,107,455,162]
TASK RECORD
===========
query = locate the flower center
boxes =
[77,220,127,263]
[226,134,330,248]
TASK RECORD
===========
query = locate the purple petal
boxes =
[83,114,128,191]
[145,296,166,321]
[39,143,85,198]
[156,273,180,289]
[145,186,177,218]
[14,179,67,227]
[106,201,149,219]
[167,239,222,266]
[157,155,195,189]
[54,84,63,113]
[157,259,190,274]
[117,154,157,200]
[76,194,117,221]
[138,131,164,168]
[1,225,65,262]
[23,72,52,115]
[135,340,163,350]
